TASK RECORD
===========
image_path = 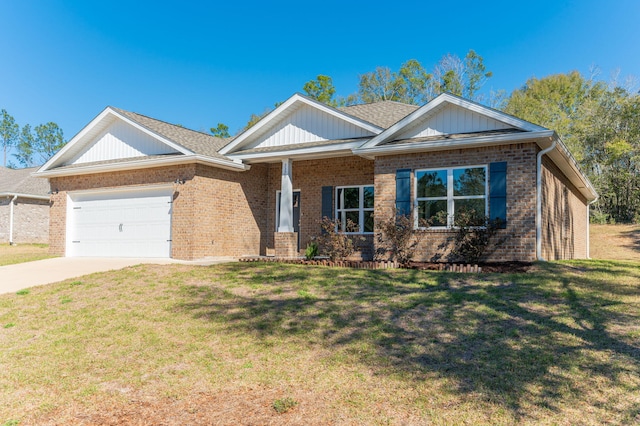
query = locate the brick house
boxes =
[34,93,597,261]
[0,166,50,244]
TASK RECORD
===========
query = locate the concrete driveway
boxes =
[0,256,235,295]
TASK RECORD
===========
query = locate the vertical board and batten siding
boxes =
[247,104,375,150]
[396,104,514,140]
[68,119,179,165]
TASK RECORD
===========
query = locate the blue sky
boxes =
[1,0,639,161]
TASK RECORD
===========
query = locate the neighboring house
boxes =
[0,166,50,244]
[34,93,598,261]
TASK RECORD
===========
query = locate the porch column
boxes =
[278,158,294,232]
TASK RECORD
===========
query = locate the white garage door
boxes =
[67,187,173,258]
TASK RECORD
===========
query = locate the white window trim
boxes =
[335,185,374,234]
[414,165,488,229]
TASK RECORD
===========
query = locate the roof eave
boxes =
[0,192,50,200]
[353,130,555,158]
[33,154,249,178]
[228,140,365,163]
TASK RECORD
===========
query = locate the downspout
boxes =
[536,140,557,261]
[9,195,17,245]
[586,197,599,259]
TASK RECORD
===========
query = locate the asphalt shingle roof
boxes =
[0,166,49,197]
[111,108,231,160]
[341,101,419,129]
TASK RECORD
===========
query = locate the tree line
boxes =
[0,110,65,168]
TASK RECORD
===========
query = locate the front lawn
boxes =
[0,243,55,266]
[1,261,639,424]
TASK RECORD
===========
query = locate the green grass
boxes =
[0,243,55,266]
[0,261,639,424]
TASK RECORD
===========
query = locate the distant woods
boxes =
[0,109,65,168]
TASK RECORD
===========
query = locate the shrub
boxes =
[449,209,502,264]
[304,241,319,260]
[315,217,361,261]
[376,210,429,265]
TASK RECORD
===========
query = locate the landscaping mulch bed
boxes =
[240,257,535,273]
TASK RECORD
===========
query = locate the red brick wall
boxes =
[540,157,588,260]
[374,143,539,262]
[266,156,375,258]
[49,163,268,260]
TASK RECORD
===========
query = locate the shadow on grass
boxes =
[177,261,640,420]
[621,226,640,253]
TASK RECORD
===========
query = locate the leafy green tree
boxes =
[0,109,19,167]
[210,123,230,138]
[303,75,339,106]
[14,122,65,166]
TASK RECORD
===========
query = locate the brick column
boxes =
[274,231,298,258]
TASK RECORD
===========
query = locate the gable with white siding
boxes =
[393,103,515,141]
[68,118,180,165]
[242,104,376,151]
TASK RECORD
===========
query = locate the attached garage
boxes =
[66,186,173,258]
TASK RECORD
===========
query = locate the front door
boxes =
[277,190,301,250]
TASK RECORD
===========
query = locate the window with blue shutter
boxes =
[396,169,411,216]
[489,161,507,229]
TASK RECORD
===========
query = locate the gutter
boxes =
[33,154,250,178]
[536,140,557,261]
[8,195,17,245]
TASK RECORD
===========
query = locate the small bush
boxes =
[16,289,29,296]
[449,209,502,264]
[304,241,319,260]
[273,397,298,414]
[376,210,429,265]
[315,217,362,261]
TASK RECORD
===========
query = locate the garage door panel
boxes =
[68,188,173,258]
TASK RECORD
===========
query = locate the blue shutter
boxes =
[321,186,333,220]
[396,169,411,216]
[489,162,507,229]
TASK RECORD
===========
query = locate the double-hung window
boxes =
[335,185,374,233]
[415,166,487,228]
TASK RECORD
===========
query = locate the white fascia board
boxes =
[38,107,194,174]
[33,154,249,178]
[547,135,598,201]
[219,93,382,155]
[228,140,364,163]
[360,93,546,149]
[354,130,556,158]
[0,192,50,201]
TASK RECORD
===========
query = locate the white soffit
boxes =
[219,94,382,155]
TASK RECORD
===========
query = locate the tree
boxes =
[14,122,65,167]
[0,109,19,167]
[303,75,339,106]
[210,123,230,138]
[348,50,492,105]
[504,71,640,223]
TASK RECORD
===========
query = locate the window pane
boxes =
[417,170,447,197]
[454,199,486,226]
[454,167,486,196]
[363,211,374,233]
[342,187,360,209]
[363,186,374,209]
[418,200,447,226]
[345,211,360,232]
